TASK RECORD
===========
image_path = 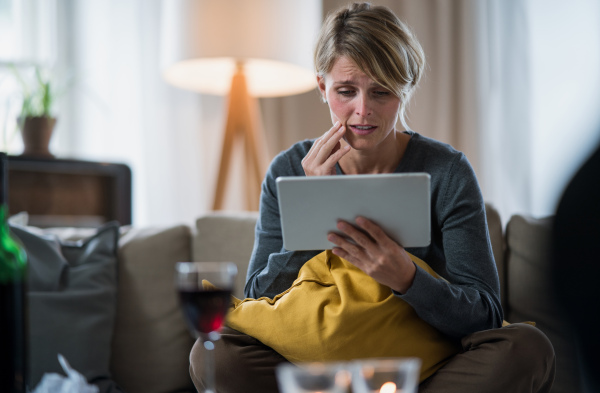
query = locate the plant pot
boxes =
[19,116,57,158]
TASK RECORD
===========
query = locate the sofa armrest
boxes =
[505,214,581,393]
[193,211,259,299]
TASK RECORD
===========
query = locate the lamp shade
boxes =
[161,0,322,97]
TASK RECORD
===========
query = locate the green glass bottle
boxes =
[0,152,28,393]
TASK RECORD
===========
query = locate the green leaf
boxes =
[10,64,57,119]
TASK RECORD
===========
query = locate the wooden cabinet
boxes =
[7,156,132,227]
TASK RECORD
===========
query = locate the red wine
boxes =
[179,289,231,334]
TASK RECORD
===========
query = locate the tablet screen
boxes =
[276,173,431,251]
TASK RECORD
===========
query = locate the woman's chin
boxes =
[346,140,375,151]
[344,134,377,151]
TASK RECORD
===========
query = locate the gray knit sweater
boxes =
[245,131,503,338]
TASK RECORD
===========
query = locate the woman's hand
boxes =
[327,216,417,294]
[302,121,351,176]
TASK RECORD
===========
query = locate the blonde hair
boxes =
[314,2,425,129]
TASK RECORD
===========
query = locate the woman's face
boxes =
[317,56,401,151]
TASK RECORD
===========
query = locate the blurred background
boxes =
[1,0,599,228]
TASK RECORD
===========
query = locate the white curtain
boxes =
[55,0,209,227]
[476,0,534,223]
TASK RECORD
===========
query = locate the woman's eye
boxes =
[337,90,355,96]
[373,91,390,97]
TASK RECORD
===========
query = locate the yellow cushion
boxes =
[226,250,461,382]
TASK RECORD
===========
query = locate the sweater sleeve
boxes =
[244,143,321,299]
[398,153,504,338]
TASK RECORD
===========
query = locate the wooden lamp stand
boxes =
[212,63,266,211]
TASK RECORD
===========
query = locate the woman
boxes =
[191,3,555,392]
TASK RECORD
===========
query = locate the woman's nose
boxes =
[355,93,372,117]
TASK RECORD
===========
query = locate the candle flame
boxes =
[380,382,397,393]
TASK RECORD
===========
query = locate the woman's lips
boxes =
[349,124,377,135]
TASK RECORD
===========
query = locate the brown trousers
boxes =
[190,323,555,393]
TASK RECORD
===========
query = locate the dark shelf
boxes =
[7,155,132,227]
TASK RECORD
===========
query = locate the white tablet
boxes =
[276,173,431,251]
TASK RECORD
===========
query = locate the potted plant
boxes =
[13,66,58,158]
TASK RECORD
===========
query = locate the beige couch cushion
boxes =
[193,211,259,299]
[506,215,580,393]
[111,225,195,393]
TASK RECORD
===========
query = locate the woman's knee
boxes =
[501,323,555,364]
[458,323,556,392]
[496,323,556,391]
[189,327,289,393]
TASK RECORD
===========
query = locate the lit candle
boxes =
[380,382,397,393]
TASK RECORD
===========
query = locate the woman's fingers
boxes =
[312,122,345,161]
[354,217,395,248]
[327,232,363,262]
[302,121,350,176]
[324,141,351,168]
[311,122,342,151]
[317,122,346,158]
[327,221,373,266]
[336,220,374,248]
[328,218,416,293]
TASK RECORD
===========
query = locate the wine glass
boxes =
[175,262,238,393]
[276,362,351,393]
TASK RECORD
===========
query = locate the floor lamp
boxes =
[160,0,321,211]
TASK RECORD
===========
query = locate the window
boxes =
[0,0,57,154]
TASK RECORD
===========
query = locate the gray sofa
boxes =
[25,205,579,393]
